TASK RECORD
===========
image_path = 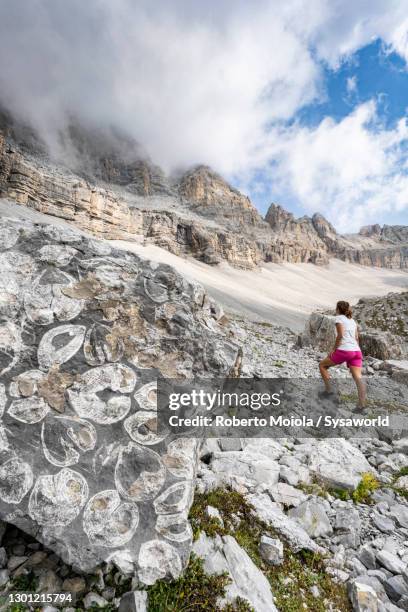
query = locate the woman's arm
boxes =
[355,325,360,347]
[333,322,343,351]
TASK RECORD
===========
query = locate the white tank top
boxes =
[335,315,360,351]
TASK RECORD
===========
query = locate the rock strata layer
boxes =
[1,126,408,271]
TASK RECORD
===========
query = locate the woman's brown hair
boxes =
[336,300,352,318]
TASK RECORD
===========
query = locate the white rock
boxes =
[206,505,224,526]
[210,449,280,489]
[376,550,406,575]
[193,533,277,611]
[349,581,379,612]
[389,503,408,529]
[118,591,148,612]
[246,492,324,553]
[242,439,284,461]
[268,483,306,508]
[83,593,109,609]
[289,500,333,538]
[307,439,375,491]
[394,475,408,491]
[259,535,284,565]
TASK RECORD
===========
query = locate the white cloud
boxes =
[0,0,407,229]
[346,76,358,95]
[264,101,408,231]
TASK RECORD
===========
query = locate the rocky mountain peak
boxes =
[359,223,382,237]
[264,203,295,230]
[311,212,337,237]
[178,165,264,226]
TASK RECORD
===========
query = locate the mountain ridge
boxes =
[0,115,407,270]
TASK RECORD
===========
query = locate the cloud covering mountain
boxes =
[0,0,407,230]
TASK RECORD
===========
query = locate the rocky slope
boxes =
[0,296,406,611]
[1,115,408,272]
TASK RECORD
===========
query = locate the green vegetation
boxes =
[146,554,252,612]
[299,473,379,505]
[273,360,286,367]
[351,473,379,504]
[339,393,406,413]
[391,467,408,500]
[10,570,38,592]
[189,487,350,612]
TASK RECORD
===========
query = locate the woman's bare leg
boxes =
[350,366,366,408]
[319,356,335,392]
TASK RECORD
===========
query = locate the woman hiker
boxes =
[319,300,366,411]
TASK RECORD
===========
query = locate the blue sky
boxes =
[247,38,408,231]
[0,1,408,232]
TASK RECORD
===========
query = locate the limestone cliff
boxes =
[265,204,329,264]
[1,122,408,271]
[179,165,266,228]
[265,202,408,270]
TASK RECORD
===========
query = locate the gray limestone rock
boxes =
[118,591,148,612]
[0,216,239,578]
[246,492,324,554]
[259,535,284,566]
[376,551,406,575]
[307,439,376,491]
[348,580,379,612]
[193,532,277,612]
[289,500,333,538]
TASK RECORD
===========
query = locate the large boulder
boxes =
[298,313,335,353]
[209,448,280,490]
[305,439,376,491]
[0,215,239,579]
[298,311,404,359]
[359,330,403,360]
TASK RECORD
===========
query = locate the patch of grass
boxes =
[352,473,379,504]
[328,488,351,502]
[273,360,286,368]
[10,571,38,592]
[390,467,408,500]
[190,488,254,540]
[189,487,350,612]
[323,474,379,504]
[393,488,408,500]
[146,554,252,611]
[339,393,358,404]
[297,482,327,498]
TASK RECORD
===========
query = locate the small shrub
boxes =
[394,466,408,478]
[10,571,38,592]
[328,488,351,501]
[352,473,379,503]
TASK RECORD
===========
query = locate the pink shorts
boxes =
[330,349,363,368]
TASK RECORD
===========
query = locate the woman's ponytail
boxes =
[336,300,352,318]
